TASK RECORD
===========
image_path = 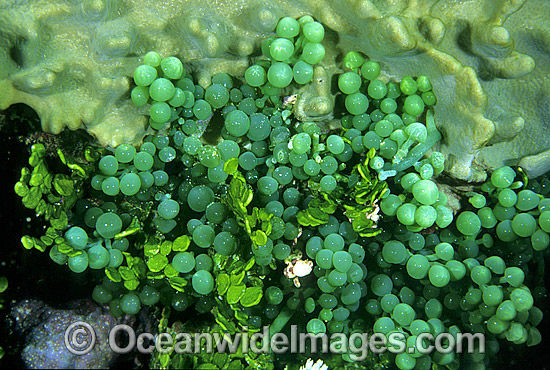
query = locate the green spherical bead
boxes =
[121,292,141,315]
[270,38,295,61]
[393,303,416,327]
[292,133,312,154]
[119,173,141,196]
[496,220,518,242]
[257,176,278,195]
[400,76,418,95]
[516,189,539,211]
[395,353,416,370]
[320,175,337,192]
[397,203,417,226]
[382,240,408,264]
[139,285,160,306]
[187,185,215,212]
[276,16,300,38]
[471,265,491,286]
[115,144,136,164]
[143,51,161,67]
[134,65,157,86]
[345,92,369,115]
[406,255,430,279]
[338,72,362,94]
[531,229,550,251]
[307,318,326,334]
[92,285,113,304]
[326,135,345,154]
[428,265,450,287]
[149,78,175,102]
[267,62,293,88]
[496,300,517,321]
[416,75,432,92]
[361,61,380,80]
[248,113,271,141]
[456,211,482,236]
[218,140,240,160]
[374,119,393,137]
[340,283,362,305]
[131,86,149,106]
[403,95,425,116]
[161,56,184,79]
[95,212,122,239]
[302,21,325,43]
[415,205,437,228]
[150,101,171,124]
[292,61,314,84]
[193,225,215,248]
[371,274,393,296]
[193,99,212,120]
[133,152,153,171]
[87,244,110,269]
[205,84,229,109]
[245,65,267,87]
[498,188,517,207]
[412,180,439,205]
[158,199,180,220]
[491,166,516,188]
[324,233,345,252]
[315,249,333,269]
[539,211,550,232]
[510,287,533,312]
[225,109,250,137]
[367,80,387,100]
[511,213,537,237]
[108,249,123,268]
[65,226,89,249]
[373,317,395,334]
[302,43,325,64]
[486,315,508,334]
[483,285,503,306]
[192,270,214,295]
[213,232,236,256]
[328,270,347,287]
[68,253,89,273]
[332,251,353,272]
[172,252,195,273]
[380,98,397,114]
[198,145,222,168]
[435,208,453,231]
[266,286,284,305]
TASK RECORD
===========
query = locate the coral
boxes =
[1,0,549,180]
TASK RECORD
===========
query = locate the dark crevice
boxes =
[8,37,26,67]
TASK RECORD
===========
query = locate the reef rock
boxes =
[11,299,120,368]
[0,0,548,180]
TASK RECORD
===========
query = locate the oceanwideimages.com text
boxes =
[65,322,485,361]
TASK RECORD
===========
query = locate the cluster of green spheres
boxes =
[36,15,548,370]
[334,53,439,183]
[50,216,126,275]
[245,15,325,90]
[370,163,546,369]
[132,51,215,130]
